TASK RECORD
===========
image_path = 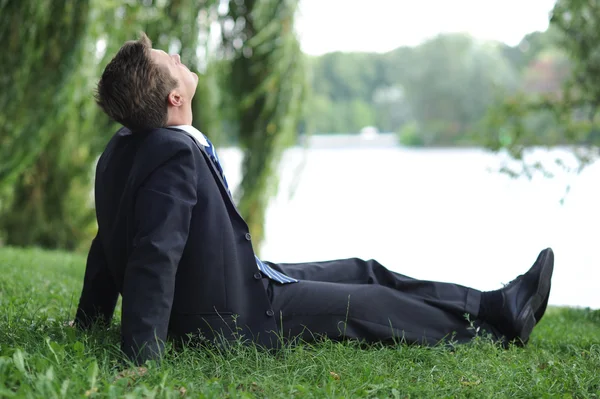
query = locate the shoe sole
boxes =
[533,249,554,322]
[514,248,554,345]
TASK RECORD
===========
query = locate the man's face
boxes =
[150,49,198,101]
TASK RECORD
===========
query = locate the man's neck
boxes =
[166,108,193,126]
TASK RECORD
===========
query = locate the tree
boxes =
[0,0,95,248]
[480,0,600,178]
[0,0,92,188]
[372,85,413,133]
[304,35,520,140]
[401,33,519,146]
[499,29,562,73]
[222,0,307,250]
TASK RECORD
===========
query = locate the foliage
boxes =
[304,33,521,145]
[0,0,97,249]
[398,122,425,147]
[0,0,91,187]
[403,34,519,146]
[306,51,398,134]
[478,0,600,177]
[223,0,307,250]
[302,20,600,155]
[1,246,599,397]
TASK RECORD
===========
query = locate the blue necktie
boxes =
[203,135,298,284]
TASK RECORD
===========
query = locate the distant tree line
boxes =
[302,29,569,147]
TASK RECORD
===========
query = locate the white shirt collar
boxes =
[169,125,209,147]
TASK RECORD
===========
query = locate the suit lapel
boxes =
[168,128,246,221]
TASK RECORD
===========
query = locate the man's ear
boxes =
[167,90,183,107]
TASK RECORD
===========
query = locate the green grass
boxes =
[0,247,599,398]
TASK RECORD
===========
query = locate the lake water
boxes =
[218,135,599,309]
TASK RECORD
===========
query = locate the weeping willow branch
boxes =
[0,0,91,188]
[223,0,307,251]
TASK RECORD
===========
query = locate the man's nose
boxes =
[172,54,181,63]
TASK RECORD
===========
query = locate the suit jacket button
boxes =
[266,309,274,317]
[245,233,252,241]
[253,272,262,280]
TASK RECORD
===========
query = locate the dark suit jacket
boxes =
[74,127,277,363]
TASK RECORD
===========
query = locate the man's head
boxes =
[95,33,198,131]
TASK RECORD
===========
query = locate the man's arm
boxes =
[121,146,197,364]
[74,233,119,329]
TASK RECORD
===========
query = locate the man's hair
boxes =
[95,33,178,131]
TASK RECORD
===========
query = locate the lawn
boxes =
[0,246,598,398]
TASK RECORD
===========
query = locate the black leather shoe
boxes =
[499,248,554,344]
[529,249,554,322]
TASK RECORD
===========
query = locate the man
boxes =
[74,33,555,365]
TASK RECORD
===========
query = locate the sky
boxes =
[295,0,558,55]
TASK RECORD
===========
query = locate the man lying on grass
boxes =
[74,33,555,365]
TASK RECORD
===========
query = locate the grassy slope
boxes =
[0,247,598,398]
